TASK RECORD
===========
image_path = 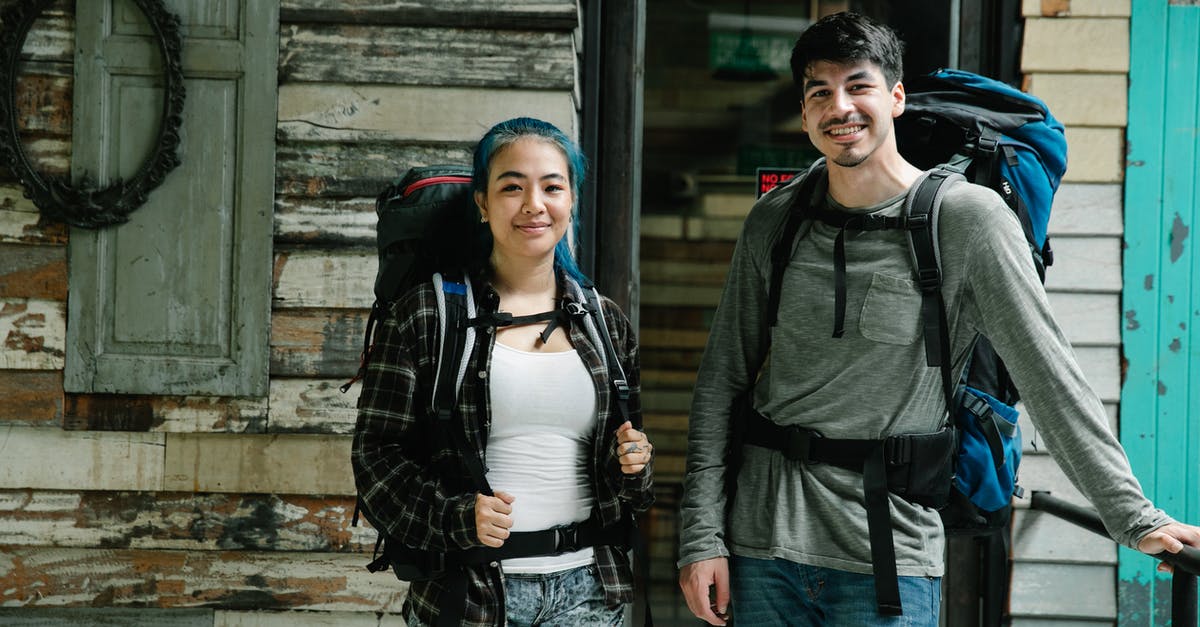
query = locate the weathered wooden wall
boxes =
[0,0,581,623]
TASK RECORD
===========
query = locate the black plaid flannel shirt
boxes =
[352,274,654,626]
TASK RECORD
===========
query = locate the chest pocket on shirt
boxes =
[859,272,922,345]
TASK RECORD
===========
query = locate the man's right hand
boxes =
[475,491,514,548]
[679,557,731,625]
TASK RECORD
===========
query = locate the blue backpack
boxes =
[895,68,1068,527]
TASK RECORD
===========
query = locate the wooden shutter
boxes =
[65,0,278,396]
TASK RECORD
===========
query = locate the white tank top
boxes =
[486,341,597,574]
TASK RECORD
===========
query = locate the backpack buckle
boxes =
[782,426,818,464]
[916,267,941,291]
[885,436,912,466]
[613,379,631,401]
[554,524,581,553]
[564,301,590,317]
[904,214,929,229]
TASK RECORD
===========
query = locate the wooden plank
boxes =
[215,610,406,627]
[641,328,710,350]
[14,74,72,136]
[14,14,74,64]
[1011,509,1117,564]
[0,608,213,627]
[1046,292,1119,346]
[274,140,473,198]
[1011,454,1088,507]
[0,298,65,370]
[1048,183,1123,236]
[1009,619,1113,627]
[273,196,375,247]
[641,238,736,262]
[1026,73,1127,127]
[640,305,712,330]
[1022,17,1129,73]
[270,309,367,378]
[639,284,724,308]
[16,137,69,175]
[0,547,406,612]
[60,394,269,434]
[268,379,357,435]
[1044,236,1122,293]
[1009,562,1116,620]
[0,185,68,245]
[639,259,729,287]
[278,24,575,89]
[279,0,578,30]
[0,243,66,300]
[0,427,165,491]
[0,490,374,552]
[277,84,576,143]
[0,371,62,425]
[1063,126,1124,183]
[162,433,355,495]
[272,251,374,310]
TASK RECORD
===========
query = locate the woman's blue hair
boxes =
[471,117,589,284]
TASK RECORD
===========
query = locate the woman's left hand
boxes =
[615,421,652,475]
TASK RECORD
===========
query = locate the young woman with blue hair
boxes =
[353,117,654,626]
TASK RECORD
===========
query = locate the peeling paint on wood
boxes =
[213,610,406,627]
[270,310,367,378]
[277,84,576,143]
[268,379,357,435]
[15,74,71,136]
[0,547,405,611]
[0,490,375,552]
[0,244,67,300]
[271,252,374,310]
[1169,212,1189,262]
[0,187,68,245]
[279,24,575,90]
[279,0,577,30]
[0,371,63,425]
[162,433,355,495]
[0,426,165,491]
[49,394,269,434]
[275,140,472,198]
[0,608,214,627]
[273,197,375,247]
[0,298,65,369]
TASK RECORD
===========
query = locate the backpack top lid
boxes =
[373,165,476,304]
[897,69,1068,249]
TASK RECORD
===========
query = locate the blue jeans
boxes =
[503,564,623,626]
[730,555,941,626]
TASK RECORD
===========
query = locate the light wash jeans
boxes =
[503,564,623,626]
[730,555,941,626]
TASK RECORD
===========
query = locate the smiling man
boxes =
[675,11,1200,627]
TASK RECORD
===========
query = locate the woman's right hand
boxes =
[475,491,515,548]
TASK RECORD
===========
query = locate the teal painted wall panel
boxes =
[1121,3,1200,625]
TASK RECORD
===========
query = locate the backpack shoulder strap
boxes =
[577,283,638,430]
[766,160,826,328]
[432,272,491,494]
[903,167,965,410]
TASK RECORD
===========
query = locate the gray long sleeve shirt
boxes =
[678,171,1172,576]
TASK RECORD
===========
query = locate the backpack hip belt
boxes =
[740,406,955,616]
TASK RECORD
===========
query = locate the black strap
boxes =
[580,287,638,430]
[437,280,491,495]
[864,447,903,615]
[905,169,962,411]
[446,515,631,566]
[767,163,825,327]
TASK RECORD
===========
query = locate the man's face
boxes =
[799,60,905,168]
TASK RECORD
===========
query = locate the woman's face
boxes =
[475,137,574,266]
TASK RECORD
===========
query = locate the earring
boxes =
[480,214,488,223]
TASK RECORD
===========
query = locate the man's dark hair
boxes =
[790,12,905,90]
